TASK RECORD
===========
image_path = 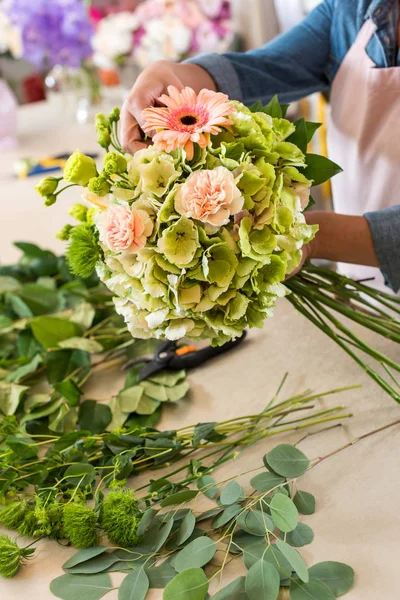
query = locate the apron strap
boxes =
[357,19,378,49]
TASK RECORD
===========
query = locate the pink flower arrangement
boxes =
[98,204,153,253]
[142,85,234,159]
[175,166,244,227]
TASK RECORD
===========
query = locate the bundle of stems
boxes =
[287,265,400,403]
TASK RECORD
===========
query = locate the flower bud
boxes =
[35,177,59,198]
[97,127,111,150]
[69,203,88,222]
[88,176,111,197]
[44,194,57,207]
[64,150,98,186]
[56,224,73,241]
[95,113,109,130]
[109,107,120,123]
[104,152,127,175]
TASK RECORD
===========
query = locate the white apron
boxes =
[327,19,400,292]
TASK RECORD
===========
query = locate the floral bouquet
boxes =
[91,0,235,71]
[3,0,93,69]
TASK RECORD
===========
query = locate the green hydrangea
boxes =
[64,151,98,186]
[158,217,200,267]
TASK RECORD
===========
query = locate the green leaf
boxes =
[0,381,28,415]
[64,463,96,487]
[140,380,169,402]
[17,330,42,358]
[220,480,246,505]
[302,154,343,185]
[305,122,322,143]
[14,242,56,259]
[31,317,82,349]
[196,508,224,523]
[137,508,157,537]
[7,354,42,383]
[250,472,285,493]
[55,379,82,407]
[193,422,217,445]
[243,543,292,579]
[147,560,177,588]
[165,381,190,402]
[211,504,242,528]
[237,509,274,536]
[50,573,113,600]
[160,490,198,507]
[163,568,209,600]
[6,434,38,458]
[19,283,63,315]
[0,276,21,294]
[265,444,310,478]
[70,302,96,330]
[146,515,174,551]
[45,349,90,384]
[293,490,316,515]
[270,494,298,533]
[172,537,217,572]
[7,293,33,318]
[261,95,283,118]
[59,337,104,353]
[231,531,261,554]
[78,400,112,434]
[176,511,196,545]
[291,579,335,600]
[63,548,108,570]
[212,576,247,599]
[118,567,149,600]
[117,386,144,413]
[287,119,308,154]
[66,554,119,575]
[309,562,355,597]
[136,394,160,415]
[245,559,280,600]
[281,522,314,547]
[276,539,309,583]
[198,474,219,499]
[148,369,186,387]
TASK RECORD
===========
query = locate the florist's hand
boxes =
[288,239,315,279]
[120,60,217,154]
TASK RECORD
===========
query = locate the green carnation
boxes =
[88,176,110,196]
[66,224,101,279]
[101,490,142,547]
[35,176,59,198]
[69,203,88,222]
[63,504,98,549]
[158,217,199,267]
[0,535,35,578]
[104,152,127,175]
[0,501,27,530]
[64,151,98,186]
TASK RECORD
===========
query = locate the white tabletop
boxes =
[1,101,400,600]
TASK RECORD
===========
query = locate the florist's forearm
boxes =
[306,212,380,267]
[187,0,334,104]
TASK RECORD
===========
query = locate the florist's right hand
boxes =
[120,60,217,154]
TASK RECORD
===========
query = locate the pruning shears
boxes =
[122,332,247,383]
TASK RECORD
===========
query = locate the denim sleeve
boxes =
[187,0,334,105]
[365,206,400,293]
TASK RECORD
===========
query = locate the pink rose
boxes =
[98,204,153,253]
[174,166,244,228]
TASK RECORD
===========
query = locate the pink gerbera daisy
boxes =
[141,86,234,160]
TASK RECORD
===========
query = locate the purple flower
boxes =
[3,0,93,69]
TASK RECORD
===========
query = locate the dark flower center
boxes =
[180,115,198,126]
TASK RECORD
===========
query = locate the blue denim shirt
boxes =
[188,0,400,291]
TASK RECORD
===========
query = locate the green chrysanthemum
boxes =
[0,535,35,578]
[63,504,98,549]
[101,490,142,547]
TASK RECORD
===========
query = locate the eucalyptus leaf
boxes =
[293,490,316,515]
[147,560,177,588]
[146,515,174,551]
[50,573,113,600]
[250,472,286,493]
[243,543,292,580]
[265,445,310,478]
[245,559,280,600]
[198,474,219,499]
[290,579,335,600]
[64,463,96,487]
[137,508,158,537]
[160,490,198,507]
[163,568,209,600]
[118,567,149,600]
[196,508,223,523]
[172,537,217,572]
[175,511,196,545]
[281,522,314,548]
[231,531,266,554]
[211,504,242,528]
[270,494,298,533]
[212,576,247,599]
[309,561,355,596]
[66,554,119,575]
[220,480,246,505]
[59,337,104,354]
[63,547,108,570]
[276,539,309,583]
[237,509,274,536]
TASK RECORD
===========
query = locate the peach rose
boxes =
[98,204,153,253]
[174,166,244,227]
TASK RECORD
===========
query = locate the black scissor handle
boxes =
[167,331,247,370]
